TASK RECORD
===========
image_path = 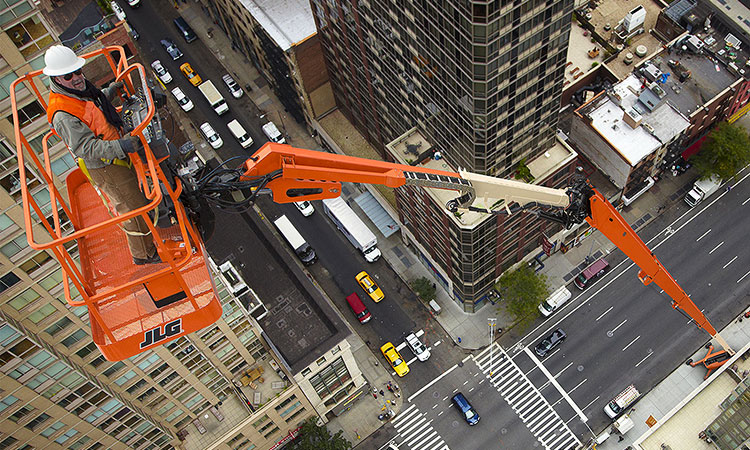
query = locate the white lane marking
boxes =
[709,242,724,254]
[723,256,737,269]
[738,271,750,284]
[581,395,601,412]
[608,319,628,335]
[433,340,441,347]
[596,306,613,321]
[743,197,750,205]
[415,329,425,337]
[524,347,588,422]
[635,351,654,368]
[407,363,458,402]
[696,229,711,241]
[622,335,640,351]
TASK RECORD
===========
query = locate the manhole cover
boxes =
[577,365,584,372]
[607,330,614,338]
[433,391,440,398]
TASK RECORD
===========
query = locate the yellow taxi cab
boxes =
[179,63,202,86]
[380,342,409,377]
[356,271,384,302]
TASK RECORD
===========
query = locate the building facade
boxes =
[0,2,323,449]
[311,0,576,307]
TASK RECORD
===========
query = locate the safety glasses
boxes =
[62,69,83,81]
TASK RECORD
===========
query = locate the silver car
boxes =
[405,333,430,361]
[222,74,243,98]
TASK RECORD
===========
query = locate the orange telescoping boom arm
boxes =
[240,143,730,352]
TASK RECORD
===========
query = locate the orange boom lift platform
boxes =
[11,46,221,360]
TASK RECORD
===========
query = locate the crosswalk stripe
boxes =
[392,405,450,450]
[475,343,581,450]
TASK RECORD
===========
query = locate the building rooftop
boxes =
[206,207,349,373]
[578,0,665,79]
[239,0,317,51]
[705,0,750,45]
[581,74,690,166]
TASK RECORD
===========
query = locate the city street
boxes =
[382,175,749,450]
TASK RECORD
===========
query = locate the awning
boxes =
[354,192,400,238]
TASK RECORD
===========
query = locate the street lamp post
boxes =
[489,318,497,376]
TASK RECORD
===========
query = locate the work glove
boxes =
[119,135,146,159]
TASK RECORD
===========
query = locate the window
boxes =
[0,395,18,413]
[51,153,76,176]
[55,427,78,444]
[114,370,136,386]
[8,287,39,311]
[61,329,87,348]
[6,14,54,58]
[28,132,62,156]
[8,404,34,422]
[45,316,73,336]
[1,234,29,259]
[40,420,64,437]
[28,303,58,324]
[0,271,21,294]
[25,412,50,430]
[9,100,45,127]
[0,72,18,102]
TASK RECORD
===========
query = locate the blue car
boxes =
[452,392,479,425]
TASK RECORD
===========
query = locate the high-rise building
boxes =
[311,0,576,307]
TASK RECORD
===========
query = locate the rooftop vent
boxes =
[623,108,643,128]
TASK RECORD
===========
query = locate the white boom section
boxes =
[458,170,571,213]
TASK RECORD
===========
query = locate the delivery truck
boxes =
[198,80,229,115]
[322,196,381,262]
[684,175,722,207]
[273,215,316,265]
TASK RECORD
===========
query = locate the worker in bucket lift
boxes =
[43,45,160,265]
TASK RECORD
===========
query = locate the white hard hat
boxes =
[42,45,86,77]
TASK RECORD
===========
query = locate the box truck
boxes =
[684,175,722,207]
[273,215,316,265]
[322,197,381,262]
[198,80,229,115]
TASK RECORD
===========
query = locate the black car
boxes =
[534,328,566,357]
[160,39,183,60]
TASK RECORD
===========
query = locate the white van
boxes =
[227,120,253,149]
[262,121,286,144]
[538,286,572,317]
[604,385,640,418]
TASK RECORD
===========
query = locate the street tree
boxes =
[411,277,436,301]
[497,265,549,328]
[287,418,352,450]
[691,121,750,181]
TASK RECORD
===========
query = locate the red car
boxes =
[346,293,371,323]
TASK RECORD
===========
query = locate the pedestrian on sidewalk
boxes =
[380,390,385,396]
[386,384,393,393]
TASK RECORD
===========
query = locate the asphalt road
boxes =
[121,0,264,158]
[463,178,750,449]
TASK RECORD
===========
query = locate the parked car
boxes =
[160,39,182,60]
[222,74,243,98]
[199,122,223,149]
[110,1,126,21]
[573,258,609,290]
[380,342,409,377]
[127,22,139,40]
[452,392,480,425]
[346,293,371,324]
[405,333,430,361]
[150,60,172,84]
[534,328,567,357]
[356,271,384,302]
[170,87,193,112]
[294,201,314,217]
[180,63,202,87]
